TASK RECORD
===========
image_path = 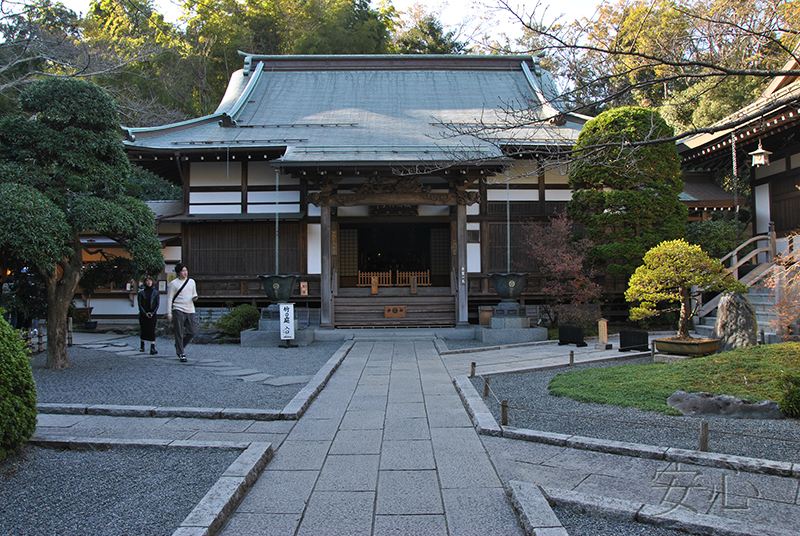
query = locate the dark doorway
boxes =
[338,223,450,287]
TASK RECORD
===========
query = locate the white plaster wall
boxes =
[248,204,301,214]
[755,158,786,179]
[486,189,539,201]
[247,191,301,203]
[190,162,242,186]
[755,183,771,234]
[247,162,300,185]
[189,205,242,214]
[307,224,321,274]
[467,243,481,272]
[190,192,242,204]
[545,190,572,201]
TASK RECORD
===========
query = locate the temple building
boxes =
[121,54,588,327]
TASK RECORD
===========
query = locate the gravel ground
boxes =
[471,356,800,463]
[553,506,687,536]
[32,336,344,409]
[0,444,240,536]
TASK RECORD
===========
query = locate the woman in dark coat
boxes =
[138,275,159,354]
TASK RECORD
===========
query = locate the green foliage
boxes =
[569,107,687,278]
[216,304,261,338]
[0,311,37,460]
[685,218,747,259]
[781,371,800,418]
[625,239,745,338]
[127,165,181,201]
[395,14,468,54]
[548,342,800,415]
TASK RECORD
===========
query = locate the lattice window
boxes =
[430,227,450,276]
[339,228,358,277]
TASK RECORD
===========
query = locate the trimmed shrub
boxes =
[216,304,261,339]
[0,310,37,460]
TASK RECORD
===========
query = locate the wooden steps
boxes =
[334,295,456,327]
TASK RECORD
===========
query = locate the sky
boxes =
[58,0,603,43]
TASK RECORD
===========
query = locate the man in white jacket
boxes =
[166,262,198,362]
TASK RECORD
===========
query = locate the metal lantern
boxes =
[749,140,772,167]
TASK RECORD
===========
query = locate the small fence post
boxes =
[483,377,490,397]
[699,420,709,452]
[569,350,574,366]
[650,340,656,358]
[68,317,73,347]
[469,362,476,378]
[501,400,509,426]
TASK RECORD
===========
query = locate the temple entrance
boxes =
[338,223,451,288]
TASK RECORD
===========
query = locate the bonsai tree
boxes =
[625,239,746,339]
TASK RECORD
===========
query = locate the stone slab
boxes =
[237,373,274,382]
[665,448,794,477]
[475,326,548,345]
[263,375,313,386]
[214,369,261,377]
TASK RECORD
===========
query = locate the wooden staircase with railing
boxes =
[694,226,799,339]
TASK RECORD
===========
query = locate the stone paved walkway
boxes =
[218,340,524,536]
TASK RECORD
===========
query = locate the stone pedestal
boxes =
[475,326,548,345]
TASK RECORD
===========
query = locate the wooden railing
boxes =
[396,270,430,287]
[357,271,392,287]
[695,225,778,319]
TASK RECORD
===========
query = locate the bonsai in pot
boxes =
[625,239,746,355]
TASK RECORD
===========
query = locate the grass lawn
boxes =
[548,342,800,415]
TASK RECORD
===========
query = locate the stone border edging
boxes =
[36,340,356,423]
[27,436,273,536]
[454,375,799,478]
[506,480,568,536]
[280,340,354,419]
[539,486,793,536]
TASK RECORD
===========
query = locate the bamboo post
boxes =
[483,377,490,397]
[501,400,509,426]
[569,350,574,366]
[469,362,476,378]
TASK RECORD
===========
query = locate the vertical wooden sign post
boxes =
[596,318,612,350]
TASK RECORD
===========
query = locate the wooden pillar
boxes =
[456,203,469,325]
[320,204,333,328]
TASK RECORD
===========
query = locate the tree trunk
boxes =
[677,288,693,339]
[43,241,83,369]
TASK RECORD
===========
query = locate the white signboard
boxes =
[279,303,295,340]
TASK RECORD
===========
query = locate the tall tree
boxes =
[81,0,190,125]
[568,107,687,277]
[491,0,800,134]
[395,14,469,54]
[0,78,164,369]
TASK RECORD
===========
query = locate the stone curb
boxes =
[280,340,354,419]
[540,487,794,536]
[173,442,274,536]
[455,374,798,478]
[452,376,501,436]
[506,480,568,536]
[29,436,274,536]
